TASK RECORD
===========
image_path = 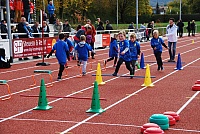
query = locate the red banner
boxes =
[12,37,58,58]
[102,34,111,47]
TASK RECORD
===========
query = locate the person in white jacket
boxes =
[166,18,178,62]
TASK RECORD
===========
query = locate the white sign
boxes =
[0,39,10,60]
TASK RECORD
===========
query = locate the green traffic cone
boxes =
[86,81,105,113]
[34,79,52,110]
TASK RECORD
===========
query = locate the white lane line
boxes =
[60,59,200,133]
[2,118,200,133]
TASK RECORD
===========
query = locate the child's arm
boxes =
[161,38,168,49]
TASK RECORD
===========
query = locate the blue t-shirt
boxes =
[151,37,164,53]
[75,42,92,61]
[129,40,140,61]
[119,40,131,62]
[52,40,69,65]
[109,39,118,57]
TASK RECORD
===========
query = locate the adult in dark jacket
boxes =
[40,21,50,37]
[105,20,113,34]
[187,20,191,36]
[22,0,31,23]
[31,22,40,38]
[0,20,7,39]
[191,20,196,36]
[17,17,31,38]
[177,20,184,38]
[63,19,71,33]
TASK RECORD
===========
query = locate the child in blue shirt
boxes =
[47,33,70,80]
[151,30,168,71]
[129,33,140,75]
[104,33,119,67]
[75,35,93,76]
[112,31,133,78]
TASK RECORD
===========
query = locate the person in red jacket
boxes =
[14,0,23,23]
[9,0,15,22]
[86,19,96,59]
[29,1,34,23]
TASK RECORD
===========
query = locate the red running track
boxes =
[0,35,200,134]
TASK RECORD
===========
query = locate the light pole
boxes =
[117,0,118,29]
[136,0,138,31]
[180,0,182,20]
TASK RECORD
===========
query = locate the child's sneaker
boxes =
[82,72,86,76]
[77,60,81,66]
[157,66,161,71]
[112,72,117,76]
[104,60,107,66]
[161,66,164,71]
[57,76,62,81]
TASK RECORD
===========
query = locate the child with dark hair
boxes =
[104,33,119,67]
[151,30,168,71]
[129,33,140,75]
[75,35,93,76]
[47,33,70,80]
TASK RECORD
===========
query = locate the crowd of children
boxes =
[46,28,168,81]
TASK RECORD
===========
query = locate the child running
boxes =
[47,33,70,80]
[104,33,119,67]
[75,35,93,76]
[129,33,140,75]
[112,31,133,78]
[151,30,168,71]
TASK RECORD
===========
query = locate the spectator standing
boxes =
[53,19,63,36]
[128,22,135,32]
[9,0,15,22]
[191,20,196,36]
[186,20,191,36]
[47,1,55,18]
[22,0,31,23]
[86,19,96,59]
[63,19,71,33]
[166,18,177,62]
[177,20,184,38]
[49,13,56,24]
[96,21,104,30]
[29,0,34,23]
[14,0,23,23]
[95,18,101,29]
[0,20,8,39]
[105,20,113,31]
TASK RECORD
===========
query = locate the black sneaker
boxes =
[171,60,175,62]
[82,72,86,76]
[112,72,117,76]
[130,75,134,79]
[168,60,172,62]
[57,76,61,81]
[92,56,95,59]
[157,66,161,71]
[161,66,164,71]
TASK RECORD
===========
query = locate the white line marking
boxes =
[2,118,200,133]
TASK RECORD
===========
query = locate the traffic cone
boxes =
[174,53,183,70]
[86,81,105,113]
[192,39,194,44]
[95,63,105,85]
[34,79,52,110]
[141,64,154,87]
[140,53,145,69]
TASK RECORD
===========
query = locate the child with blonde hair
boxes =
[75,35,93,76]
[151,30,168,71]
[129,33,140,75]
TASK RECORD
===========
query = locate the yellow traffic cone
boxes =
[192,39,194,44]
[141,64,154,87]
[95,63,105,85]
